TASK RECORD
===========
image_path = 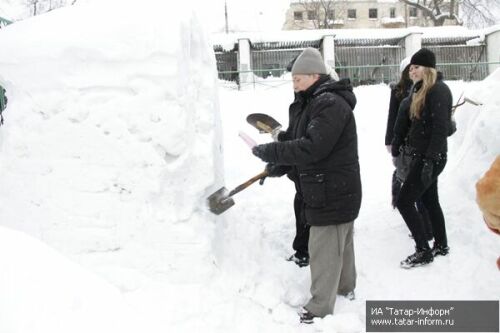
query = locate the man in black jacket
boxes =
[251,48,361,323]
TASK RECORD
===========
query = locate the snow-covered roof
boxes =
[211,26,492,46]
[335,37,405,46]
[251,39,322,50]
[422,36,481,45]
[211,25,498,49]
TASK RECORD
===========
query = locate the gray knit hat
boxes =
[291,48,327,75]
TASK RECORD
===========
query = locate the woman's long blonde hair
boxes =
[410,67,437,119]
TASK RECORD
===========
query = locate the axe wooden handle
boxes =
[228,170,268,197]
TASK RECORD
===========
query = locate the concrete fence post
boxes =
[321,35,336,70]
[485,27,500,75]
[404,31,423,59]
[237,38,251,86]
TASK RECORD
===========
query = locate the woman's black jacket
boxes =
[385,82,412,145]
[391,72,453,159]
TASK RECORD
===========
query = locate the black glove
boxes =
[266,163,285,177]
[391,144,400,157]
[252,144,271,162]
[420,159,434,187]
[259,163,285,185]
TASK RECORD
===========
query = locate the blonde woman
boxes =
[391,48,453,268]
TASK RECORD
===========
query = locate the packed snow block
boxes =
[0,0,223,260]
[0,226,135,333]
[446,68,500,196]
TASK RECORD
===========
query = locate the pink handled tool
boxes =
[238,131,257,149]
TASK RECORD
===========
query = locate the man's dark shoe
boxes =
[339,290,355,301]
[400,247,433,269]
[298,307,316,324]
[287,253,309,267]
[432,243,449,257]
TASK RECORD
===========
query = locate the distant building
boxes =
[283,0,458,30]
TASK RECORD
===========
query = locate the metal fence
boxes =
[251,49,302,79]
[424,45,487,81]
[214,45,239,82]
[249,40,321,79]
[335,37,406,85]
[214,36,490,86]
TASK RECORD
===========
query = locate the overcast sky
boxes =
[191,0,291,33]
[1,0,498,33]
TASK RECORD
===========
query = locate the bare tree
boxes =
[399,0,461,26]
[29,0,39,16]
[460,0,500,27]
[400,0,499,26]
[294,0,346,29]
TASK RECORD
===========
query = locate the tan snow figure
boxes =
[476,155,500,234]
[475,155,500,270]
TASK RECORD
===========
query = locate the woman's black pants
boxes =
[396,157,448,250]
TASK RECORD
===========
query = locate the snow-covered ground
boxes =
[0,1,499,332]
[2,76,499,333]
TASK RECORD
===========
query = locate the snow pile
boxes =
[0,0,222,276]
[0,226,137,333]
[445,69,500,215]
[445,71,499,186]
